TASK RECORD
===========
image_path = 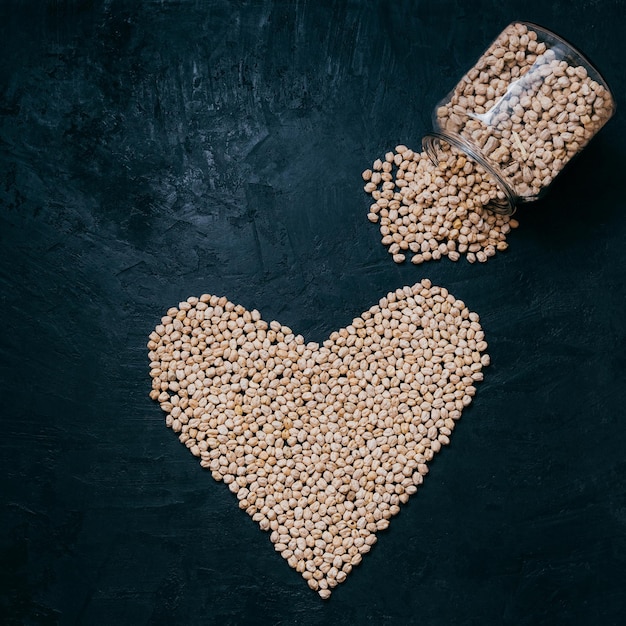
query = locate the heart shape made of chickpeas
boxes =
[147,279,489,598]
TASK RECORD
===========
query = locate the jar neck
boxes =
[422,131,518,216]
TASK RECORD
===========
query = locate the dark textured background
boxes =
[1,1,625,624]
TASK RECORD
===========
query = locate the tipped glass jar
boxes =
[422,22,615,214]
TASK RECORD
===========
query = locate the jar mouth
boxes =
[422,131,518,216]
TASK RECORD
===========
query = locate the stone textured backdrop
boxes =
[1,1,625,624]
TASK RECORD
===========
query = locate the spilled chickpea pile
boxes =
[362,145,519,265]
[148,281,489,598]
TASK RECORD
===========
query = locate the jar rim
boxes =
[422,131,518,216]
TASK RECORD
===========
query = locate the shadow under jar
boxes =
[423,21,616,215]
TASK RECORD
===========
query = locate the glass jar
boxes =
[422,22,616,214]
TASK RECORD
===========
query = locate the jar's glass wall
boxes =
[430,22,615,208]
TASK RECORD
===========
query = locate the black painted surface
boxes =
[1,1,625,624]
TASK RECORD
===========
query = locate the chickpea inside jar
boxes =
[423,22,615,214]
